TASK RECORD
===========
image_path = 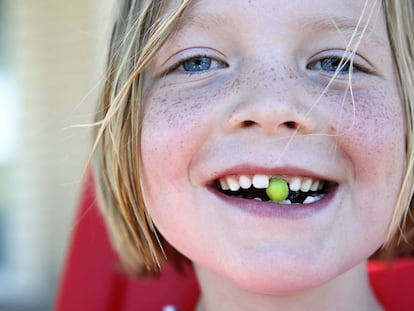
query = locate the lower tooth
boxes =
[279,199,292,205]
[303,196,317,204]
[254,197,262,201]
[316,194,326,200]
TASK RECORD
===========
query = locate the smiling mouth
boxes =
[216,174,333,204]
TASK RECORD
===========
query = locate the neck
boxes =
[194,261,383,311]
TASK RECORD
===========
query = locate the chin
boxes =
[200,250,367,296]
[230,265,336,295]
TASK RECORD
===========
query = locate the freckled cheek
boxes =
[141,90,215,168]
[326,89,405,176]
[336,91,403,141]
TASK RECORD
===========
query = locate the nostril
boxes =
[284,121,298,130]
[242,120,256,127]
[241,120,298,130]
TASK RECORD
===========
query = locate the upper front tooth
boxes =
[310,180,320,191]
[219,178,229,190]
[239,175,252,189]
[289,177,301,192]
[226,176,240,191]
[252,174,269,189]
[318,181,325,190]
[300,178,313,192]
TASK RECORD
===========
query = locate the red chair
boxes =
[55,172,414,311]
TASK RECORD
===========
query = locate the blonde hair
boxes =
[94,0,414,275]
[94,0,192,275]
[379,0,414,256]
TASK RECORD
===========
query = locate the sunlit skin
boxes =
[140,0,405,310]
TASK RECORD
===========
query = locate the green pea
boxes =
[266,178,289,202]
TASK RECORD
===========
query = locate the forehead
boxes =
[166,0,388,46]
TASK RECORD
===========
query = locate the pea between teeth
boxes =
[266,177,289,202]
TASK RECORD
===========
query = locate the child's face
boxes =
[141,0,405,293]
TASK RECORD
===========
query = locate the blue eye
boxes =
[320,57,351,73]
[307,56,353,74]
[166,54,228,75]
[181,56,213,72]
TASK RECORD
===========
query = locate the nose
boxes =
[223,85,317,136]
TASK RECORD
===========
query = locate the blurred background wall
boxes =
[0,0,114,310]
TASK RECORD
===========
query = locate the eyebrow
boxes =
[176,12,229,32]
[296,15,388,50]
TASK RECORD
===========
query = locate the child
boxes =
[93,0,414,310]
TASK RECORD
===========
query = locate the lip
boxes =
[204,165,339,219]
